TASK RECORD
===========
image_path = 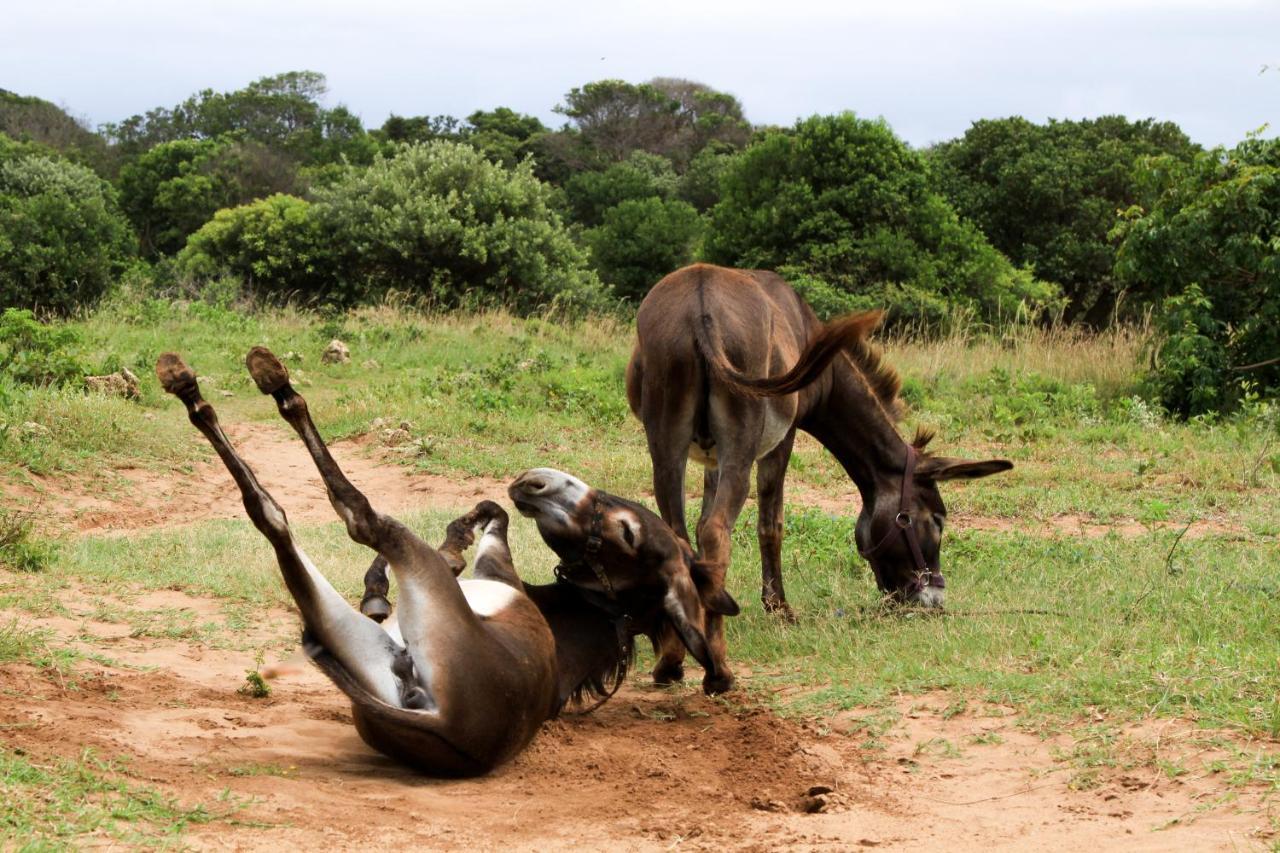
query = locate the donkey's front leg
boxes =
[155,353,403,705]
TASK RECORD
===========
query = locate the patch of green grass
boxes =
[0,509,58,573]
[0,747,240,848]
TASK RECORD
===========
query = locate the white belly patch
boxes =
[460,579,520,618]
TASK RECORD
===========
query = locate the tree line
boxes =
[0,71,1276,414]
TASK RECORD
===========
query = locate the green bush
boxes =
[118,137,300,257]
[563,151,678,227]
[1115,136,1280,414]
[178,194,331,300]
[0,308,85,386]
[929,116,1198,323]
[1143,285,1230,418]
[583,197,703,300]
[314,141,606,311]
[704,114,1058,327]
[0,140,134,313]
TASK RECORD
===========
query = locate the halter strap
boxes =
[553,496,619,601]
[857,444,944,595]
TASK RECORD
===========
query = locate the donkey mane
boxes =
[836,321,905,422]
[523,582,634,715]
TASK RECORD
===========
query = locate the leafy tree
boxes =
[465,108,548,167]
[118,137,300,257]
[178,194,331,299]
[312,141,605,310]
[930,116,1198,323]
[101,71,376,167]
[0,89,113,175]
[376,114,463,146]
[0,136,134,313]
[1115,136,1280,413]
[677,141,739,211]
[705,113,1057,326]
[553,78,749,168]
[563,151,678,226]
[583,197,703,301]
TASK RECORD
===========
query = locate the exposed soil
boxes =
[2,425,1274,848]
[1,583,1274,850]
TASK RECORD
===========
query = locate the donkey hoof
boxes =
[155,353,199,399]
[652,661,684,686]
[702,672,735,696]
[245,346,290,395]
[360,594,392,623]
[764,600,799,624]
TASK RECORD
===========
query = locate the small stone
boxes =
[84,369,140,399]
[361,359,380,369]
[381,427,411,446]
[220,390,235,398]
[322,339,351,364]
[283,351,304,363]
[370,417,387,431]
[21,421,50,437]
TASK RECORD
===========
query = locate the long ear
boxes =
[690,559,741,616]
[915,457,1014,482]
[659,566,720,677]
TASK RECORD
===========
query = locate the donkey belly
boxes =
[692,397,795,468]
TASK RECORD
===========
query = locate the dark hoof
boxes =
[702,672,735,695]
[246,346,290,395]
[155,353,199,400]
[764,599,799,624]
[360,594,392,623]
[652,661,684,686]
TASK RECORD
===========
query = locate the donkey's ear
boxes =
[915,457,1013,482]
[690,559,741,616]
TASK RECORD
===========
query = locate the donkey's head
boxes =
[856,440,1012,609]
[509,468,739,676]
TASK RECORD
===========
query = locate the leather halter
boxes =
[552,494,634,701]
[857,444,944,597]
[553,496,618,601]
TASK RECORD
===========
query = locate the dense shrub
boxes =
[705,114,1058,326]
[583,197,703,300]
[0,307,85,386]
[1116,136,1280,414]
[0,139,134,313]
[118,137,300,257]
[563,151,678,227]
[930,116,1198,324]
[312,141,606,310]
[177,194,331,299]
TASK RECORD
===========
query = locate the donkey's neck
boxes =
[802,357,907,502]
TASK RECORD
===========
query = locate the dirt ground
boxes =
[2,423,1275,849]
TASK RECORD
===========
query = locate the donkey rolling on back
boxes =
[627,264,1013,689]
[158,346,729,773]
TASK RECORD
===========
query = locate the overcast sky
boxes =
[3,0,1276,148]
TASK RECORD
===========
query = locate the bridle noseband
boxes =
[857,444,944,598]
[553,495,619,602]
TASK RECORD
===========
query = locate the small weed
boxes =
[968,731,1005,746]
[239,665,271,699]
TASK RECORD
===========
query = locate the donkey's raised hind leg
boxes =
[155,353,402,706]
[244,346,488,719]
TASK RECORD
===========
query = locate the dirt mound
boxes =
[1,585,1273,849]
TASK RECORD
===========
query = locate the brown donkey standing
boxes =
[627,264,1013,691]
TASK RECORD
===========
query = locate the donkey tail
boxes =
[692,309,884,398]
